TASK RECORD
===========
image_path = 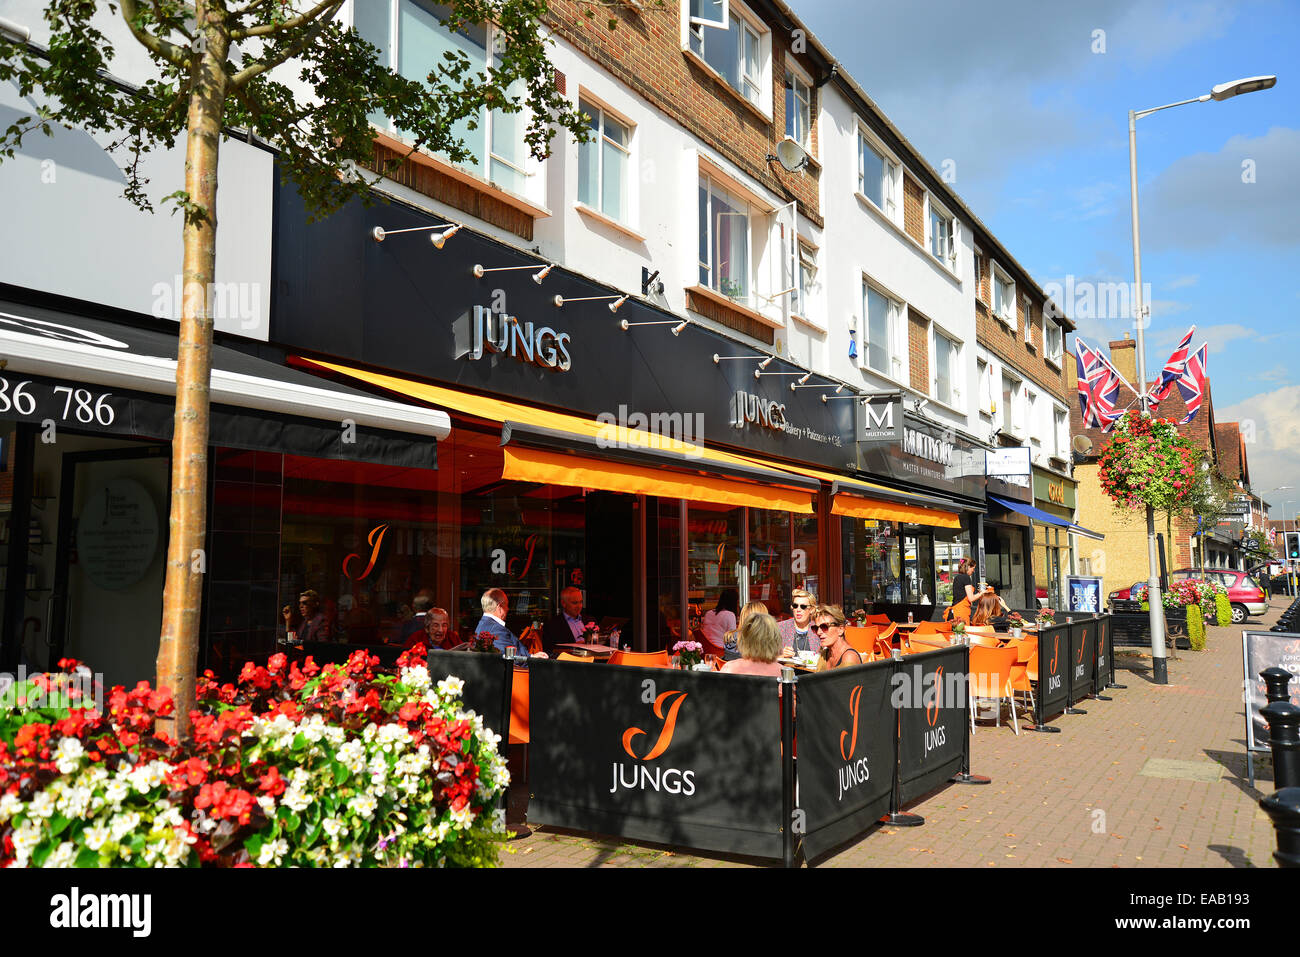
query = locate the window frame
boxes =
[699,171,754,305]
[1053,406,1069,460]
[855,124,901,225]
[357,0,532,197]
[576,93,634,225]
[926,195,956,269]
[991,262,1016,325]
[862,278,907,383]
[931,327,963,410]
[1022,295,1034,345]
[977,356,994,416]
[686,0,770,114]
[784,64,813,154]
[1001,370,1023,435]
[1045,318,1064,367]
[789,234,819,323]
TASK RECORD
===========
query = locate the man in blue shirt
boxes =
[474,588,548,660]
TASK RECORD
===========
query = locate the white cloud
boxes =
[1219,385,1300,502]
[1165,275,1199,290]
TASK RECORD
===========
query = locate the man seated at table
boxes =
[541,586,597,656]
[777,588,819,656]
[397,591,435,645]
[475,588,548,660]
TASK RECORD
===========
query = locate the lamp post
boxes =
[1128,74,1276,685]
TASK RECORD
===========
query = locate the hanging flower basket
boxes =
[1097,412,1201,512]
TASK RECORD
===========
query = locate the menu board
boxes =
[77,478,160,590]
[1242,630,1300,752]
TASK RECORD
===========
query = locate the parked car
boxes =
[1107,570,1266,623]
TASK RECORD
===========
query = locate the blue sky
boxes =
[799,0,1299,510]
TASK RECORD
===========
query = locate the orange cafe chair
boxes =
[556,652,595,663]
[509,667,530,746]
[863,613,892,627]
[1007,637,1037,713]
[518,625,544,656]
[608,649,671,668]
[844,625,878,654]
[944,597,972,624]
[913,620,953,636]
[968,645,1019,735]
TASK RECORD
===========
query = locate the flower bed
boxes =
[0,647,508,868]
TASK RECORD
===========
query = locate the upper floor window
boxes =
[1022,296,1034,344]
[1045,319,1064,365]
[577,98,631,223]
[863,281,905,381]
[977,357,994,415]
[690,4,764,108]
[929,199,955,265]
[357,0,527,194]
[785,69,812,150]
[1001,371,1022,434]
[699,174,751,303]
[933,331,962,408]
[857,130,899,222]
[1054,407,1069,459]
[790,238,818,319]
[991,264,1015,324]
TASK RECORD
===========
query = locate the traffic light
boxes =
[1287,531,1300,561]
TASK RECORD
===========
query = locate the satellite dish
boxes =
[773,137,810,173]
[1072,435,1093,454]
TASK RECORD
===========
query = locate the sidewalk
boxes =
[502,600,1290,868]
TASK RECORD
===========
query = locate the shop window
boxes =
[840,520,935,611]
[933,525,972,608]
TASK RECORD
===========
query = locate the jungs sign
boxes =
[894,646,968,805]
[463,305,572,372]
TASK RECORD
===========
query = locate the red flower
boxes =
[257,766,287,797]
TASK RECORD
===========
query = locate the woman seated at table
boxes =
[969,590,1011,629]
[720,612,783,676]
[700,588,739,654]
[813,604,863,671]
[721,600,768,662]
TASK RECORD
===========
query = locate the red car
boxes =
[1107,569,1266,623]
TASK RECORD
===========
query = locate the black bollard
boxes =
[1261,667,1294,705]
[1259,787,1300,868]
[1261,700,1300,790]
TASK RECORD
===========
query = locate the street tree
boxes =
[0,0,591,735]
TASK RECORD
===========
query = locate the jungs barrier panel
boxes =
[794,658,896,862]
[424,649,514,757]
[1031,622,1071,730]
[1067,617,1097,707]
[895,645,971,807]
[527,658,786,860]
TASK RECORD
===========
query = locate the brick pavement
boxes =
[501,600,1291,868]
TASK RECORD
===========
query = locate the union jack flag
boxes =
[1074,337,1124,430]
[1175,343,1208,424]
[1147,326,1195,407]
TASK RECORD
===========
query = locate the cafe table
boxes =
[554,642,619,659]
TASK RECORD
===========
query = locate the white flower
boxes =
[322,817,345,840]
[256,837,289,866]
[156,804,185,829]
[299,715,327,743]
[83,825,111,851]
[44,841,77,868]
[109,812,141,842]
[449,802,476,830]
[0,792,23,823]
[104,778,130,806]
[361,723,378,743]
[128,761,167,794]
[321,725,346,746]
[55,736,85,774]
[375,723,409,752]
[27,790,56,819]
[401,665,431,693]
[337,740,366,773]
[348,793,378,820]
[11,822,41,864]
[282,786,311,813]
[289,767,310,790]
[256,794,277,815]
[436,675,464,699]
[55,785,93,820]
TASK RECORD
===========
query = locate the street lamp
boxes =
[1127,74,1277,685]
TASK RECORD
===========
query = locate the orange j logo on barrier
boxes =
[623,690,688,761]
[342,524,389,581]
[1050,636,1060,675]
[840,685,862,761]
[1078,630,1087,665]
[926,667,944,727]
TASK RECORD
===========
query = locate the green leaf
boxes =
[333,761,349,785]
[75,846,100,868]
[31,840,54,867]
[50,813,70,838]
[245,833,264,859]
[278,808,301,832]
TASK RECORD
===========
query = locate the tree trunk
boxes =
[156,6,229,739]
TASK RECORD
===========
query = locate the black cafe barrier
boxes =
[1068,618,1097,705]
[527,659,786,860]
[896,645,970,807]
[424,650,514,758]
[795,657,897,862]
[417,617,1120,864]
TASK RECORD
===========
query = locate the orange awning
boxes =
[831,492,961,528]
[295,357,815,513]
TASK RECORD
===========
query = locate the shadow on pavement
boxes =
[1203,747,1272,799]
[1208,844,1256,868]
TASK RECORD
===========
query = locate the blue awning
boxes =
[987,494,1104,541]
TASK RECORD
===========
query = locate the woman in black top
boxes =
[949,558,977,612]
